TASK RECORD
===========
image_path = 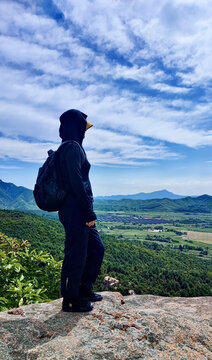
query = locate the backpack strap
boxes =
[54,142,71,190]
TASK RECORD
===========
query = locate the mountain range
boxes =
[96,189,186,200]
[0,179,36,210]
[0,180,185,211]
[94,194,212,213]
[0,179,211,213]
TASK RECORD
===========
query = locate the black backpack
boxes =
[33,142,70,212]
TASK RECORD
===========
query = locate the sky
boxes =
[0,0,212,196]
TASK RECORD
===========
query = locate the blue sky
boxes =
[0,0,212,196]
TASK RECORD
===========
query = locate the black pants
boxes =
[59,201,105,299]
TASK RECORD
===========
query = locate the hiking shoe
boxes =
[79,286,103,302]
[62,297,93,312]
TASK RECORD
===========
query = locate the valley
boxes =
[1,206,212,312]
[0,183,212,311]
[97,210,212,260]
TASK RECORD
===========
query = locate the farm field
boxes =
[4,208,211,260]
[96,210,212,230]
[187,231,212,244]
[97,211,212,260]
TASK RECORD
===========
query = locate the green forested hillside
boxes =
[0,180,36,210]
[97,235,212,297]
[0,210,64,260]
[0,209,212,304]
[94,195,212,213]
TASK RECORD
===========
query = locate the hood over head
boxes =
[59,109,88,145]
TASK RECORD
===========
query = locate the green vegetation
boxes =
[0,232,62,311]
[94,194,212,213]
[0,209,212,312]
[96,234,212,297]
[0,179,36,211]
[98,220,212,259]
[0,210,64,260]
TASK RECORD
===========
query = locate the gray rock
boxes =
[0,292,211,359]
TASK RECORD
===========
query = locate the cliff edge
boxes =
[0,292,211,359]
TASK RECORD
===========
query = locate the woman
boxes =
[58,109,105,312]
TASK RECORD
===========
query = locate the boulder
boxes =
[103,276,119,289]
[0,292,211,359]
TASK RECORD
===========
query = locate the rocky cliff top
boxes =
[0,292,211,359]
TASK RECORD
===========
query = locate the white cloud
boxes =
[0,63,212,149]
[53,0,133,54]
[0,137,59,163]
[86,150,151,167]
[0,165,22,169]
[0,128,178,166]
[151,83,190,94]
[0,0,212,171]
[0,1,99,83]
[128,1,212,85]
[83,94,212,147]
[53,0,212,87]
[110,64,190,94]
[0,35,82,78]
[112,64,168,83]
[0,98,58,141]
[85,128,179,161]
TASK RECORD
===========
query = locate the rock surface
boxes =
[0,292,211,359]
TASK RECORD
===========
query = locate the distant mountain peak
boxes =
[95,189,187,200]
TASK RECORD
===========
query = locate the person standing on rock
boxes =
[58,109,105,312]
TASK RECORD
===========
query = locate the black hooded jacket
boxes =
[58,109,96,222]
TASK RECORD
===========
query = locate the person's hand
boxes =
[86,220,96,227]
